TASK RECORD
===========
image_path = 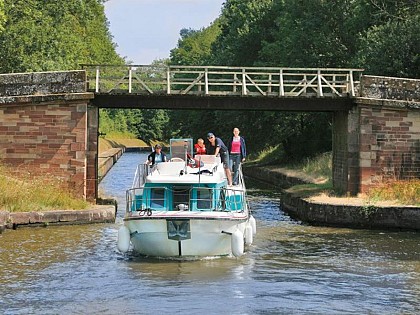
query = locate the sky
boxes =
[104,0,225,65]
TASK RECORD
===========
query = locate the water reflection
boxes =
[0,152,419,314]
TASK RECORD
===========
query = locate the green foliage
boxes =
[248,144,285,166]
[0,164,90,212]
[0,0,123,73]
[99,108,169,145]
[289,152,332,180]
[355,16,420,77]
[0,0,5,33]
[211,0,273,65]
[170,22,221,65]
[258,0,361,67]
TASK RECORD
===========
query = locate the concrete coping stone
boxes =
[0,204,116,232]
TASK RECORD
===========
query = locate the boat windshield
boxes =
[170,138,193,160]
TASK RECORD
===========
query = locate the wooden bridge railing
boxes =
[81,65,364,98]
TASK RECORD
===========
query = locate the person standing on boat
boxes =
[147,144,167,166]
[194,138,206,156]
[227,127,247,186]
[206,132,233,186]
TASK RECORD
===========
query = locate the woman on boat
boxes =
[227,127,247,185]
[194,138,206,155]
[206,132,233,186]
[146,144,167,166]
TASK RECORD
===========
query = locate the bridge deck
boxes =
[82,65,363,100]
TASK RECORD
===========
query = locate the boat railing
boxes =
[237,164,251,211]
[126,186,247,213]
[132,163,150,188]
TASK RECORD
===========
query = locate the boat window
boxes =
[150,188,165,208]
[173,186,191,210]
[197,188,212,210]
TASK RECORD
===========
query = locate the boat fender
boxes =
[231,229,244,257]
[117,226,131,253]
[245,224,253,245]
[249,215,257,236]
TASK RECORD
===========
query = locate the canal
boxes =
[0,152,419,314]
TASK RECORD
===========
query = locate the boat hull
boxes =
[124,215,249,257]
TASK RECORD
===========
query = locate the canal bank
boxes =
[98,145,151,181]
[0,141,146,232]
[0,204,116,232]
[245,165,420,231]
[0,144,128,232]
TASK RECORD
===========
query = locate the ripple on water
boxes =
[1,152,419,314]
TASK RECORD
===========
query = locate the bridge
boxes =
[0,66,419,200]
[83,65,362,111]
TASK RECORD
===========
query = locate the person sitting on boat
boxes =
[194,138,206,156]
[146,144,167,166]
[206,132,233,186]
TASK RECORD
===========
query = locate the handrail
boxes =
[81,64,364,98]
[126,186,247,213]
[132,163,149,189]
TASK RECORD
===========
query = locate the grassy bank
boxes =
[0,165,90,212]
[99,132,148,154]
[250,147,420,206]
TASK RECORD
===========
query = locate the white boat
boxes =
[117,138,256,258]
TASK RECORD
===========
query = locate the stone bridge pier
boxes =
[0,70,419,201]
[0,71,98,200]
[333,76,420,194]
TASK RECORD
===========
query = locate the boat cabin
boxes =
[126,139,246,213]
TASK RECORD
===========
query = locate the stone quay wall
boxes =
[0,205,116,232]
[245,166,420,231]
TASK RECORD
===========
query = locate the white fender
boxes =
[249,215,257,236]
[117,226,130,253]
[245,224,253,245]
[231,229,244,257]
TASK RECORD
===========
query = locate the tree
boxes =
[354,1,420,77]
[210,0,273,66]
[0,0,5,33]
[0,0,123,73]
[170,22,221,66]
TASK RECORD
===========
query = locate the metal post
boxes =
[242,68,247,95]
[317,69,323,97]
[167,67,171,94]
[205,68,209,95]
[279,69,284,96]
[349,70,355,97]
[95,66,100,93]
[128,67,132,93]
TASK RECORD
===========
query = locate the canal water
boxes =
[1,152,419,314]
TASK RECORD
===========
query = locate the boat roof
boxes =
[146,155,225,185]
